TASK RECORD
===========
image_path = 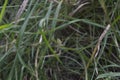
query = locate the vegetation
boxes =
[0,0,120,80]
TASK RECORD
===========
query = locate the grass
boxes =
[0,0,120,80]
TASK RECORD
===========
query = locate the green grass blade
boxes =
[40,30,62,63]
[0,0,8,23]
[17,0,38,66]
[97,72,120,79]
[51,0,63,28]
[0,23,12,31]
[45,1,53,24]
[112,15,120,25]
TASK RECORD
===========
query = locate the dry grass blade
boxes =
[86,24,111,69]
[95,24,111,57]
[69,2,90,16]
[15,0,29,24]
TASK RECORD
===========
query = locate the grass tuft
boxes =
[0,0,120,80]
